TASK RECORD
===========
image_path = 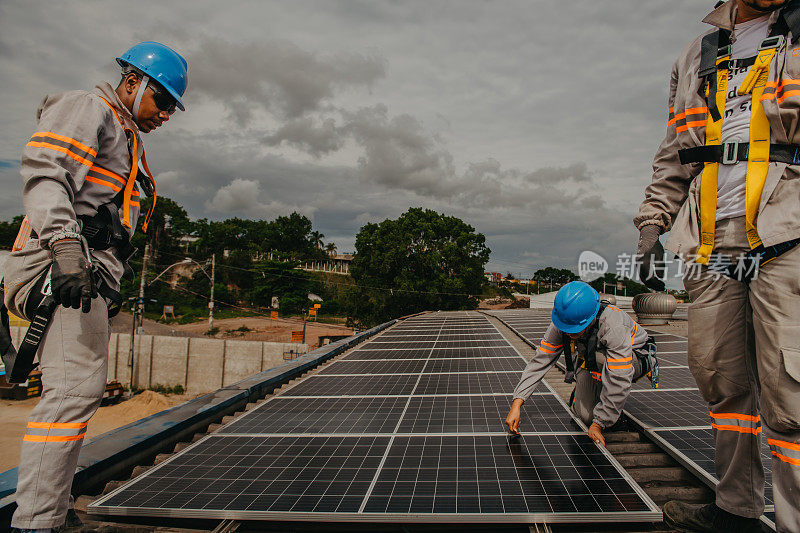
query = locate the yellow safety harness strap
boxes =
[738,36,783,249]
[696,51,730,264]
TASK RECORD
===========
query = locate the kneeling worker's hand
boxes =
[505,398,524,435]
[588,422,605,446]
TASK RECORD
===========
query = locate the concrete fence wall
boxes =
[9,326,307,394]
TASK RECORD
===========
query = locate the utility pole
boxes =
[208,253,215,330]
[129,243,149,390]
[302,310,307,344]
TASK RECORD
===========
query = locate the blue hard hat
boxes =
[116,41,188,111]
[551,281,601,334]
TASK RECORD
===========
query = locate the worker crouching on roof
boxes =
[2,42,187,532]
[505,282,658,447]
[635,0,800,531]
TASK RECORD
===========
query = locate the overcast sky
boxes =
[0,1,713,280]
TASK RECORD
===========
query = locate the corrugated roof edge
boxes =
[0,318,398,522]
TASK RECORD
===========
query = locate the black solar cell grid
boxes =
[656,353,688,366]
[342,348,432,360]
[434,340,511,349]
[219,397,408,434]
[423,357,526,373]
[654,428,773,506]
[427,346,520,358]
[396,394,582,434]
[363,435,653,514]
[99,435,389,513]
[631,367,697,391]
[318,359,428,375]
[367,340,438,348]
[624,390,708,428]
[282,374,419,396]
[414,372,519,395]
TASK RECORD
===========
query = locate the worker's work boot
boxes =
[53,508,88,533]
[663,501,761,533]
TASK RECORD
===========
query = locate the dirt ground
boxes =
[110,312,353,349]
[0,391,194,472]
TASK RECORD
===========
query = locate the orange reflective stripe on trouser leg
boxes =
[23,420,88,442]
[767,438,800,466]
[710,411,762,434]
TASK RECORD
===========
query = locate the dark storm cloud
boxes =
[188,37,386,123]
[0,0,714,278]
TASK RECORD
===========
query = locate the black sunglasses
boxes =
[148,82,177,113]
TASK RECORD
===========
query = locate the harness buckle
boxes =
[759,35,784,51]
[722,140,739,165]
[717,44,732,59]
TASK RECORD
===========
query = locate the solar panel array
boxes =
[90,311,659,523]
[488,309,776,517]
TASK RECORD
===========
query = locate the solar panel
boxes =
[220,397,408,434]
[624,390,708,429]
[318,359,428,375]
[414,372,520,395]
[426,346,520,358]
[631,367,697,390]
[423,357,526,373]
[363,435,653,516]
[342,348,432,360]
[396,394,582,434]
[90,311,660,523]
[95,435,389,515]
[282,374,419,396]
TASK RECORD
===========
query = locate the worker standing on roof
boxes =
[635,0,800,531]
[1,42,188,533]
[505,282,659,446]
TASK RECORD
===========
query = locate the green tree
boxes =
[347,207,490,326]
[251,259,313,314]
[532,267,578,287]
[0,215,25,250]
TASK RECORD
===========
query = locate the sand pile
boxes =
[84,390,186,441]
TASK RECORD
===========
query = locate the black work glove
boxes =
[51,239,97,312]
[637,225,666,292]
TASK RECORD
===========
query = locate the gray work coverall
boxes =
[4,82,145,529]
[512,306,649,430]
[635,2,800,530]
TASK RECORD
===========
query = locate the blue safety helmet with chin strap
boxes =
[551,281,601,334]
[116,41,188,111]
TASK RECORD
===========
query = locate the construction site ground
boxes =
[110,312,353,348]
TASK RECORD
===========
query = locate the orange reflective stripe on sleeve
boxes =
[32,131,97,158]
[541,340,562,350]
[85,175,122,192]
[26,140,94,167]
[539,347,556,354]
[89,164,127,187]
[607,363,633,370]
